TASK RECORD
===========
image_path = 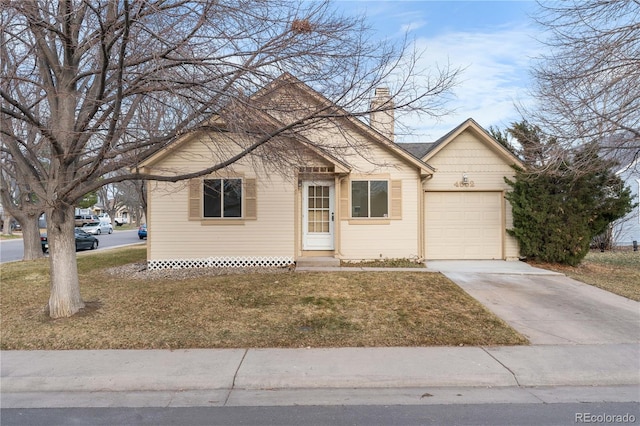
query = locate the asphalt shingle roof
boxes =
[396,143,434,159]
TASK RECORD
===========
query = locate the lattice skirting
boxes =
[147,256,295,270]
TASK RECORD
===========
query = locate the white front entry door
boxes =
[302,181,335,250]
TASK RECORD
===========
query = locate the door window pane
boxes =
[307,185,330,233]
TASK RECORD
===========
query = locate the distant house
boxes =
[613,157,640,247]
[139,74,523,269]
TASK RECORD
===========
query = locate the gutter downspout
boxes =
[419,173,433,260]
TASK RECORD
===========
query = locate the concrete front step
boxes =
[296,257,341,267]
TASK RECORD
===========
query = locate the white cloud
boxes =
[332,1,543,142]
[400,19,428,33]
[396,26,543,142]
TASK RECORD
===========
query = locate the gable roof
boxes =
[421,118,524,168]
[139,73,434,177]
[252,73,435,177]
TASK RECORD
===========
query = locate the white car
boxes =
[81,221,113,235]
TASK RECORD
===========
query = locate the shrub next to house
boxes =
[505,144,633,266]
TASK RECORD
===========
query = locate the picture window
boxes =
[203,179,242,218]
[351,180,388,218]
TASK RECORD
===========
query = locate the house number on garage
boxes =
[454,180,474,188]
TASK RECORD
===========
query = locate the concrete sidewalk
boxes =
[2,344,639,407]
[2,260,639,408]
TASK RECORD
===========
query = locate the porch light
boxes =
[462,173,469,185]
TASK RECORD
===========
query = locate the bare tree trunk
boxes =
[2,214,12,235]
[4,209,44,260]
[46,204,84,318]
[20,213,44,261]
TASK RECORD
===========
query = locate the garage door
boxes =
[425,191,503,260]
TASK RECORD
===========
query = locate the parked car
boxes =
[0,218,21,231]
[82,221,113,235]
[114,216,129,226]
[74,214,100,227]
[41,228,99,253]
[138,224,147,239]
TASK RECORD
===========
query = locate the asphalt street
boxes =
[3,402,638,426]
[0,229,142,263]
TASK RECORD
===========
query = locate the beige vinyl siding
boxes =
[297,126,422,260]
[424,129,519,259]
[148,177,295,260]
[425,130,517,190]
[338,177,420,260]
[146,118,426,263]
[338,172,421,260]
[146,134,297,261]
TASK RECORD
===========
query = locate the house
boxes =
[139,75,523,269]
[613,157,640,247]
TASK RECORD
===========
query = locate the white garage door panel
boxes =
[425,191,502,260]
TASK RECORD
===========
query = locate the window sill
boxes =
[347,219,391,225]
[199,219,246,225]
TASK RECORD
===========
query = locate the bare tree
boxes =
[530,0,640,170]
[0,0,458,318]
[1,165,48,264]
[117,179,146,227]
[97,178,146,227]
[96,179,123,226]
[0,160,45,260]
[0,21,45,258]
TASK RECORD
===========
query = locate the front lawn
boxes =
[535,250,640,301]
[0,233,22,240]
[0,246,527,350]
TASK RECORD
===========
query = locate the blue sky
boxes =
[334,1,542,142]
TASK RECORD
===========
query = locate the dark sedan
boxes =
[41,228,99,253]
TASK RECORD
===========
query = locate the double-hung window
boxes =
[203,178,242,218]
[351,180,389,218]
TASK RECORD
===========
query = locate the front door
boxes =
[302,181,335,250]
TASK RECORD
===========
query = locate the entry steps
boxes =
[295,256,341,267]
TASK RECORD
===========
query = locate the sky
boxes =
[334,1,543,142]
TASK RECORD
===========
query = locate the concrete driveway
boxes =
[426,261,640,345]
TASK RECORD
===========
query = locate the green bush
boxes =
[505,144,633,266]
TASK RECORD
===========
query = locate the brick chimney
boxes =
[370,87,394,141]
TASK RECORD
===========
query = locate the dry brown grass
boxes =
[0,233,22,240]
[1,246,527,350]
[534,250,640,301]
[340,258,425,268]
